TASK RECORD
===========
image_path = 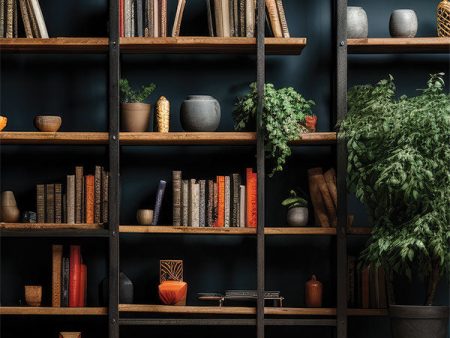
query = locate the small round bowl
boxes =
[34,115,62,132]
[136,209,154,225]
[0,116,7,131]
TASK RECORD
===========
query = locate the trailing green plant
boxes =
[233,83,315,176]
[339,73,450,305]
[281,190,308,209]
[119,79,156,103]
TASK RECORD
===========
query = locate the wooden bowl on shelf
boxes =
[0,116,7,131]
[34,115,62,132]
[24,285,42,307]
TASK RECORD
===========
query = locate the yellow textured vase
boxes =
[156,96,170,133]
[437,0,450,37]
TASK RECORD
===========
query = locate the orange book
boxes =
[78,264,87,307]
[216,176,225,227]
[246,168,257,228]
[69,245,81,307]
[85,175,95,224]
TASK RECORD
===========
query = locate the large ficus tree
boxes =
[339,74,450,305]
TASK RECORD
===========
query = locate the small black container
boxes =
[100,272,134,305]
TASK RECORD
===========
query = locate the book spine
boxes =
[181,180,189,226]
[13,0,17,37]
[245,0,255,37]
[69,245,81,307]
[275,0,289,37]
[216,176,225,227]
[160,0,167,37]
[229,0,235,37]
[239,0,245,37]
[213,0,223,37]
[131,0,135,37]
[119,0,124,37]
[26,0,38,37]
[239,185,246,227]
[46,184,55,223]
[81,176,85,223]
[78,264,87,307]
[61,257,69,307]
[192,182,200,227]
[199,180,206,227]
[152,180,167,225]
[125,0,131,37]
[6,0,12,38]
[171,0,185,37]
[188,179,195,226]
[147,0,153,37]
[101,170,109,224]
[206,0,214,37]
[307,167,331,227]
[265,0,282,37]
[207,180,214,227]
[315,169,337,227]
[172,171,182,226]
[75,167,83,223]
[94,166,102,224]
[0,0,4,37]
[18,0,32,38]
[30,0,48,38]
[231,173,240,227]
[222,0,230,37]
[55,183,62,223]
[143,0,148,36]
[246,168,257,228]
[152,0,158,37]
[136,0,143,37]
[213,181,218,226]
[63,194,67,224]
[85,175,95,224]
[52,245,63,307]
[224,176,231,227]
[233,0,238,37]
[36,184,45,223]
[324,168,338,208]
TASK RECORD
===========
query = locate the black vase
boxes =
[100,272,134,305]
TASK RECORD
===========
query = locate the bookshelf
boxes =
[0,306,108,316]
[347,37,450,54]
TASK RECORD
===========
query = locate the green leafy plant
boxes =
[339,74,450,305]
[119,79,156,103]
[281,190,308,209]
[233,83,315,176]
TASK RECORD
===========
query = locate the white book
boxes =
[222,0,231,37]
[245,0,255,37]
[224,176,230,227]
[125,0,131,37]
[30,0,48,38]
[152,0,159,37]
[192,183,200,227]
[239,185,246,227]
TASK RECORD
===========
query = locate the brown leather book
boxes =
[101,169,109,224]
[310,167,337,227]
[26,0,39,37]
[238,0,245,37]
[46,184,55,223]
[324,168,338,208]
[55,183,62,223]
[75,166,84,223]
[0,0,5,37]
[13,0,17,37]
[171,0,186,37]
[214,0,223,37]
[36,184,45,223]
[18,0,33,38]
[172,171,182,226]
[94,166,102,224]
[85,175,95,224]
[152,0,158,37]
[66,175,75,224]
[160,0,167,37]
[52,245,63,307]
[307,168,330,227]
[275,0,289,37]
[6,0,13,38]
[265,0,282,37]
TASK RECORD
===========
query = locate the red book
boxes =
[246,168,257,228]
[85,175,95,224]
[119,0,124,37]
[216,176,225,227]
[69,245,81,307]
[78,264,87,307]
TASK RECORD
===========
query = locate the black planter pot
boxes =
[390,305,449,338]
[100,272,134,305]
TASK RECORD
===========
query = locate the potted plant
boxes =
[119,79,156,132]
[340,74,450,338]
[233,83,316,176]
[282,190,308,227]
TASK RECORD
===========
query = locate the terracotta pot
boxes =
[305,115,318,132]
[305,275,323,308]
[0,116,7,131]
[34,115,62,132]
[1,191,20,223]
[121,103,151,132]
[136,209,154,225]
[25,285,42,307]
[158,280,188,306]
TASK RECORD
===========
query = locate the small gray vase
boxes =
[180,95,221,132]
[347,7,368,39]
[389,9,418,38]
[287,207,309,227]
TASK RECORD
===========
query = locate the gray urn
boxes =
[287,207,309,227]
[389,9,418,38]
[347,7,368,39]
[180,95,221,132]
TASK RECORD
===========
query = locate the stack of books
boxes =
[0,0,49,38]
[36,166,109,225]
[119,0,187,38]
[172,168,257,228]
[52,245,88,308]
[307,167,338,227]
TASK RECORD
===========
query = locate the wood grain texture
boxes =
[0,132,109,144]
[348,37,450,54]
[347,308,388,316]
[0,306,107,315]
[0,38,108,52]
[0,223,104,229]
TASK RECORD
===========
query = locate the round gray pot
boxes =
[390,305,449,338]
[347,7,369,39]
[287,207,309,227]
[180,95,221,132]
[389,9,418,38]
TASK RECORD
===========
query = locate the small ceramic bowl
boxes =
[136,209,153,225]
[34,115,62,132]
[0,116,7,131]
[25,285,42,307]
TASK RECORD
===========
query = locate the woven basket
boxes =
[437,0,450,36]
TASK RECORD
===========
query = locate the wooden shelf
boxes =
[265,227,336,235]
[348,37,450,54]
[0,132,109,145]
[347,308,388,317]
[0,38,108,53]
[0,306,108,315]
[0,223,104,230]
[120,132,336,146]
[120,37,307,55]
[347,227,373,236]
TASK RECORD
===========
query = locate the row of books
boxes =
[52,245,87,308]
[0,0,48,38]
[119,0,186,38]
[172,168,257,228]
[348,256,388,309]
[308,167,338,227]
[36,166,109,224]
[207,0,289,38]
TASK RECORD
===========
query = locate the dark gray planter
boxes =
[180,95,221,132]
[286,207,309,227]
[389,9,418,38]
[100,272,134,305]
[390,305,449,338]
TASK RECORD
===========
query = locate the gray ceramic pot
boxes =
[347,7,369,39]
[389,9,418,38]
[180,95,221,132]
[287,207,309,227]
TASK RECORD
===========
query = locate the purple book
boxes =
[152,180,167,225]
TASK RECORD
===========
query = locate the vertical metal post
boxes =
[109,0,120,337]
[335,0,348,337]
[256,0,265,337]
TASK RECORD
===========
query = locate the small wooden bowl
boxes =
[136,209,153,225]
[25,285,42,307]
[34,115,62,132]
[0,116,7,131]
